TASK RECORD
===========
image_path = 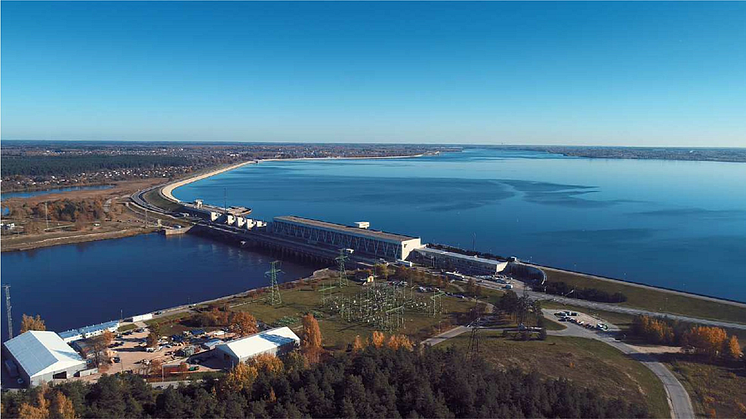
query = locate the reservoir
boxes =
[174,148,746,303]
[2,148,745,340]
[0,234,316,341]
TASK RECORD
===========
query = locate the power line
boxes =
[3,285,13,339]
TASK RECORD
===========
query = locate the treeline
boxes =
[543,280,628,303]
[1,346,649,419]
[6,199,107,223]
[1,155,190,177]
[632,315,742,361]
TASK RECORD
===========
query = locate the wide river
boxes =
[173,148,746,302]
[2,148,745,340]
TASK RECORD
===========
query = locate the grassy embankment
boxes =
[147,278,476,350]
[441,331,670,418]
[543,268,746,325]
[662,356,746,418]
[142,188,184,213]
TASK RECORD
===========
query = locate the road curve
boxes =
[543,310,694,419]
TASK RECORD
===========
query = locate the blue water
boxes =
[174,149,746,302]
[0,234,315,341]
[1,185,113,199]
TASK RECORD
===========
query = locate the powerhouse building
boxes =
[271,216,423,261]
[2,331,88,387]
[413,247,509,276]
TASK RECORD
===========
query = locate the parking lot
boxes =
[74,328,224,383]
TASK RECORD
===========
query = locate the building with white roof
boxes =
[214,326,300,368]
[2,331,88,387]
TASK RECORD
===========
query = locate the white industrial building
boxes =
[2,331,88,387]
[414,247,509,276]
[271,216,424,261]
[58,320,119,343]
[214,327,300,369]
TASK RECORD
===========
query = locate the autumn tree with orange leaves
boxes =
[301,313,322,363]
[722,335,743,362]
[229,311,258,337]
[371,331,385,348]
[387,334,413,351]
[682,326,728,359]
[20,314,46,333]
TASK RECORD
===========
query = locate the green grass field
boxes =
[543,267,746,325]
[441,331,670,418]
[663,356,746,418]
[148,280,475,350]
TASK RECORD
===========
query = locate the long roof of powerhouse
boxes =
[274,216,419,243]
[217,327,300,359]
[3,331,85,378]
[418,247,507,266]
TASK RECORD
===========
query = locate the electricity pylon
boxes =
[336,249,349,287]
[266,261,283,306]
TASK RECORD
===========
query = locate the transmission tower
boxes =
[430,290,444,317]
[265,261,283,306]
[3,285,12,339]
[468,318,481,358]
[335,249,349,287]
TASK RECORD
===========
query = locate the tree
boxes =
[352,335,365,353]
[682,326,727,359]
[387,335,413,351]
[722,335,743,362]
[301,313,322,363]
[374,264,390,279]
[229,312,258,337]
[18,385,50,419]
[371,331,385,348]
[220,363,258,394]
[251,353,284,374]
[50,391,76,419]
[538,328,547,341]
[149,358,163,379]
[20,314,46,333]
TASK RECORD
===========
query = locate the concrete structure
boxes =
[2,331,88,387]
[214,327,300,368]
[271,216,423,261]
[413,247,508,276]
[130,313,153,322]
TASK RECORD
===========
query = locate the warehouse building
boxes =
[271,216,423,261]
[413,247,509,276]
[214,327,300,369]
[2,331,88,387]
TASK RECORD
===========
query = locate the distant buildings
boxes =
[413,247,508,276]
[214,327,300,368]
[2,331,88,387]
[58,320,120,343]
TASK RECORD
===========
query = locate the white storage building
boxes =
[214,327,300,368]
[2,331,88,387]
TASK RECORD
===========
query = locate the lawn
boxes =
[441,332,670,418]
[662,356,746,418]
[150,279,476,351]
[543,268,746,325]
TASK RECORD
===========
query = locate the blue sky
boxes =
[2,2,745,146]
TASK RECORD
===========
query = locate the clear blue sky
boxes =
[2,1,745,146]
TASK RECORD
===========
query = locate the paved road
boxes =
[421,326,471,346]
[543,309,694,419]
[477,279,746,331]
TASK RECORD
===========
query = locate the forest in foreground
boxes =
[1,345,648,419]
